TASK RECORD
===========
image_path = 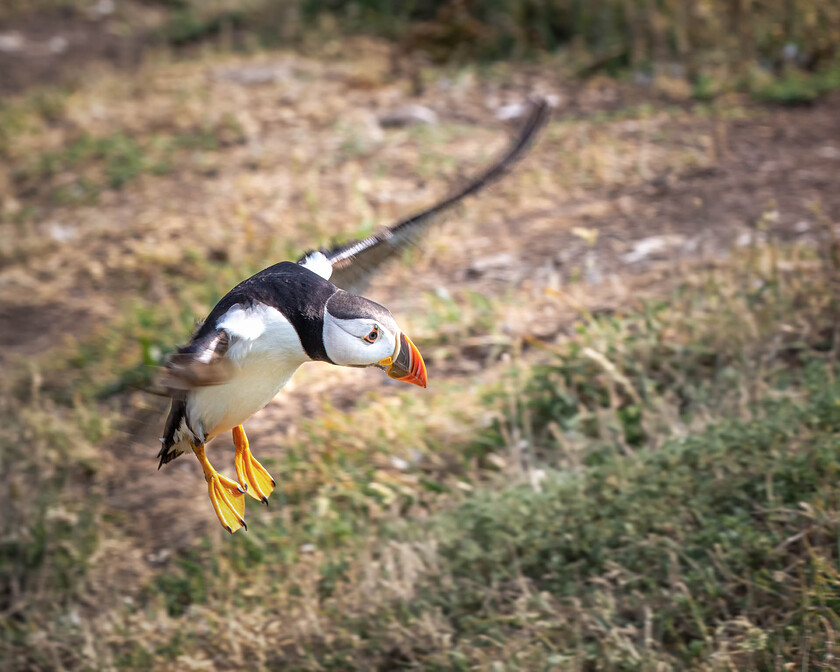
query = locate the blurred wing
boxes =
[161,328,236,391]
[298,97,552,293]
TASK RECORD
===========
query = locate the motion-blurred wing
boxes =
[161,329,235,391]
[298,97,551,294]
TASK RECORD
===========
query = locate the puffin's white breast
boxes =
[186,303,309,441]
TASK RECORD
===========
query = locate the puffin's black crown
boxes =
[326,290,395,327]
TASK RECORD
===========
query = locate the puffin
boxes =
[159,98,550,533]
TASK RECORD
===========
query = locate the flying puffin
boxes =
[159,98,550,533]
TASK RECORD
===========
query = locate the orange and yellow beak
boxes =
[379,332,427,388]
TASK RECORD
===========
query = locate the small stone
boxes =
[389,456,409,471]
[146,548,171,565]
[621,235,685,264]
[0,32,24,53]
[817,145,840,160]
[379,105,438,128]
[49,223,76,243]
[48,36,68,54]
[495,103,528,122]
[90,0,115,17]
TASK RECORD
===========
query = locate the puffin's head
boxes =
[322,290,427,388]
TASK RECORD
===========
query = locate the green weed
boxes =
[753,62,840,105]
[12,123,243,205]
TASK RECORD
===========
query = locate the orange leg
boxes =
[193,444,246,533]
[233,425,276,505]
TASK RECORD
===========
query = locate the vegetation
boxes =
[3,1,840,102]
[4,224,840,668]
[155,0,840,102]
[1,3,840,670]
[752,62,840,104]
[302,0,840,71]
[5,115,245,205]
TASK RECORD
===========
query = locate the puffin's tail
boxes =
[158,397,189,469]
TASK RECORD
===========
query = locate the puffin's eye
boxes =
[363,326,379,343]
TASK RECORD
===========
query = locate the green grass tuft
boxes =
[753,62,840,105]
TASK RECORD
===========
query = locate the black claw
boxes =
[261,496,269,507]
[225,525,232,533]
[270,479,276,487]
[241,519,248,531]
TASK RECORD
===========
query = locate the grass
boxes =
[11,120,244,205]
[1,33,839,670]
[3,1,839,115]
[4,232,838,670]
[416,368,840,668]
[752,61,840,105]
[137,240,840,670]
[0,89,71,156]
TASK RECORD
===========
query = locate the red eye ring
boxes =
[363,326,379,343]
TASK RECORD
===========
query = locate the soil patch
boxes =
[0,6,147,95]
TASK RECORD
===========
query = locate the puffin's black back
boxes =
[196,261,338,362]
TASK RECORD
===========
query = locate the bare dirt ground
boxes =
[2,41,840,567]
[0,3,163,95]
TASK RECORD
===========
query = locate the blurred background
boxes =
[2,1,840,670]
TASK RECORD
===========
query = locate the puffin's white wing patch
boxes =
[299,251,333,280]
[216,305,267,342]
[216,303,306,366]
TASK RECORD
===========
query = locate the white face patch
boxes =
[322,310,399,366]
